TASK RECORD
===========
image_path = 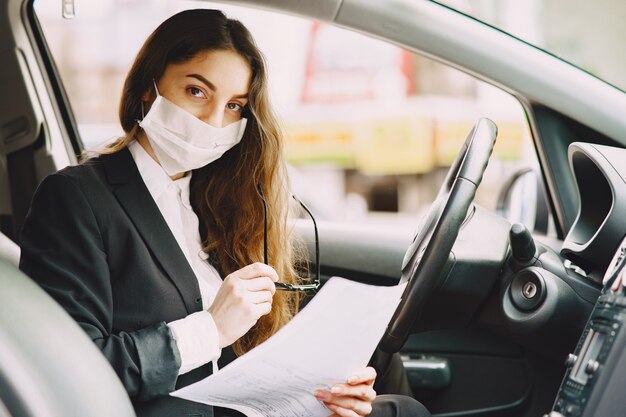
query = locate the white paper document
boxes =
[171,277,405,417]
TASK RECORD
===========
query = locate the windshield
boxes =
[435,0,626,93]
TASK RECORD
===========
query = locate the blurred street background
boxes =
[35,0,626,229]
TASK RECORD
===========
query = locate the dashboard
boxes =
[543,143,626,417]
[547,234,626,417]
[296,140,626,416]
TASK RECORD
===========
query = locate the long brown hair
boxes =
[112,9,303,355]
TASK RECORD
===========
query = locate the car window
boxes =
[33,0,552,236]
[434,0,626,94]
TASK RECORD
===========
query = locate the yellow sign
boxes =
[353,116,434,175]
[284,118,526,174]
[434,120,526,166]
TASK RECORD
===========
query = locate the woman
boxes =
[19,9,429,417]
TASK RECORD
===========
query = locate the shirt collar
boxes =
[129,140,191,205]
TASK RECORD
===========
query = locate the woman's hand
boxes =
[315,367,377,417]
[208,262,278,348]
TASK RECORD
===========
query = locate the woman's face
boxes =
[149,49,252,128]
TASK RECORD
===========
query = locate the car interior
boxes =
[2,1,626,417]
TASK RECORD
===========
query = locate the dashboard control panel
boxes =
[549,235,626,417]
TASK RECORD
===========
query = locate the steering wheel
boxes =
[379,118,497,353]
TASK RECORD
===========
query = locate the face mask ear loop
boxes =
[153,79,160,96]
[137,80,158,124]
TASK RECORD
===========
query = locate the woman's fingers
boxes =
[208,263,279,347]
[331,384,376,401]
[315,387,376,416]
[248,289,274,304]
[316,385,376,403]
[321,395,373,417]
[346,367,377,385]
[252,301,272,316]
[236,262,279,282]
[244,276,277,294]
[314,368,378,417]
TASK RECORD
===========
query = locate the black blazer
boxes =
[19,148,233,417]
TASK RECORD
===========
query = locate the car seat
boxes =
[0,259,136,417]
[0,231,19,267]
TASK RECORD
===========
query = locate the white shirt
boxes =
[129,141,222,374]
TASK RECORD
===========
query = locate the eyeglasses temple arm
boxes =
[258,185,268,265]
[292,195,320,286]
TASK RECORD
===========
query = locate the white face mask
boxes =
[138,83,247,176]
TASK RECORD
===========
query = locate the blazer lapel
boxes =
[103,148,202,315]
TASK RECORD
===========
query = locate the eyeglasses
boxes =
[258,186,320,292]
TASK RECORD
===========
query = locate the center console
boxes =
[547,236,626,417]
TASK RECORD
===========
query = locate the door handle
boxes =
[401,355,451,389]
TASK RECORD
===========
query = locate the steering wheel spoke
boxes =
[380,118,498,353]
